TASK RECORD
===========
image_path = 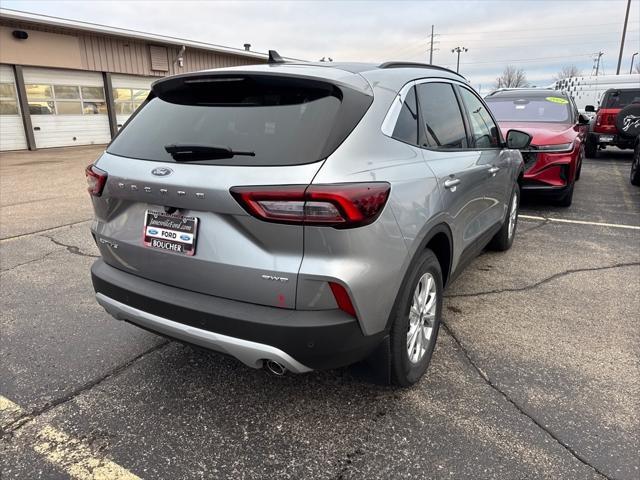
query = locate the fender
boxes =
[382,222,453,333]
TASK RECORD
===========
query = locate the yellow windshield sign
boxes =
[545,96,569,104]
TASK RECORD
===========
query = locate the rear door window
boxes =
[602,89,640,108]
[107,75,370,166]
[416,83,468,149]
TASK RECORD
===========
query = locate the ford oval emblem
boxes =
[149,229,158,235]
[180,234,191,241]
[151,167,173,177]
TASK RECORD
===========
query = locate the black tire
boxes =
[488,185,519,252]
[631,140,640,186]
[388,249,443,387]
[575,146,584,181]
[554,181,575,207]
[615,104,640,138]
[584,136,598,159]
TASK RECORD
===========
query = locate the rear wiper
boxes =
[164,144,255,161]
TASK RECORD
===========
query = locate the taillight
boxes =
[329,282,357,317]
[85,164,107,196]
[230,182,390,228]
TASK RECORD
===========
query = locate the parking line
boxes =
[0,395,141,480]
[519,215,640,231]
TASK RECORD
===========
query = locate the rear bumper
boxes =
[590,132,635,149]
[91,259,383,371]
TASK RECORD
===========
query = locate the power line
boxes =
[440,21,639,36]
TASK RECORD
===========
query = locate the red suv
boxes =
[584,88,640,158]
[485,88,588,206]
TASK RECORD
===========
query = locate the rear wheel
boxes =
[488,185,519,252]
[388,249,443,387]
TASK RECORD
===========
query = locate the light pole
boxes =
[616,0,631,74]
[451,46,468,73]
[631,52,639,74]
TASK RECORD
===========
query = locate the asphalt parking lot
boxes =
[1,145,638,480]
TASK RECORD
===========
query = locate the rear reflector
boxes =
[230,182,390,228]
[329,282,357,317]
[85,164,107,197]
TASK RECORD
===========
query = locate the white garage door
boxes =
[23,68,111,148]
[111,74,153,129]
[0,64,27,151]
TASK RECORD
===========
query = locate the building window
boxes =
[0,83,19,115]
[114,88,149,116]
[26,84,106,115]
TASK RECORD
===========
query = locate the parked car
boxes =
[87,56,528,386]
[631,136,640,186]
[584,87,640,158]
[485,88,588,207]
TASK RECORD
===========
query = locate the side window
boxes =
[458,87,499,148]
[416,83,467,149]
[391,86,418,145]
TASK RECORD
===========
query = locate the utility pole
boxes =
[616,0,631,75]
[427,25,439,64]
[451,46,468,73]
[631,52,639,74]
[593,51,604,76]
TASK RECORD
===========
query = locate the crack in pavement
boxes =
[40,234,99,258]
[441,323,613,480]
[446,262,640,298]
[0,341,170,438]
[0,219,92,242]
[0,250,60,273]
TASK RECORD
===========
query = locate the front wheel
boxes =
[554,181,575,207]
[488,185,519,252]
[388,249,443,387]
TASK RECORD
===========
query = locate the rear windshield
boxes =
[485,96,571,123]
[601,89,640,109]
[107,75,369,166]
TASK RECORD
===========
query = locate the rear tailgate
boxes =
[90,69,372,309]
[91,155,320,308]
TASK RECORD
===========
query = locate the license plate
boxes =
[143,210,198,256]
[599,135,614,142]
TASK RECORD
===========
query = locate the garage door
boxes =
[0,64,27,151]
[111,74,153,129]
[23,68,111,148]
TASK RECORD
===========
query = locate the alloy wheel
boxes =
[407,272,437,363]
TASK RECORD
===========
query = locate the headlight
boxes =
[534,143,573,152]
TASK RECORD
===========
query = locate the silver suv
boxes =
[87,56,529,386]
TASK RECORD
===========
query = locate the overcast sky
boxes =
[3,0,639,92]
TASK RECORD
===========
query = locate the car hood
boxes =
[498,122,577,146]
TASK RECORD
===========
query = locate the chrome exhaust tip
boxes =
[264,359,287,376]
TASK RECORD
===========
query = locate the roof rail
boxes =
[379,62,465,79]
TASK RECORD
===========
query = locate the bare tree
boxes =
[554,65,582,81]
[495,65,529,88]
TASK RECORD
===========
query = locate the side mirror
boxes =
[578,114,590,125]
[505,129,532,150]
[584,105,596,113]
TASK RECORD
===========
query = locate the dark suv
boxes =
[585,88,640,157]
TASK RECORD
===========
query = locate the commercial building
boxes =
[0,9,268,151]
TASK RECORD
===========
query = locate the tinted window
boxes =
[416,83,467,149]
[485,96,571,123]
[602,89,640,108]
[392,86,418,145]
[108,76,358,166]
[459,87,499,148]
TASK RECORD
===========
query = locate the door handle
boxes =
[444,178,461,190]
[488,166,500,176]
